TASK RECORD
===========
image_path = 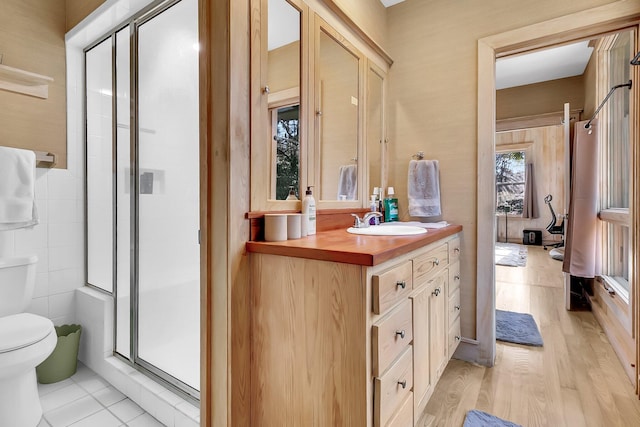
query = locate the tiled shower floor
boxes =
[37,363,165,427]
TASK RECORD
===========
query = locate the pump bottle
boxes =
[302,186,316,235]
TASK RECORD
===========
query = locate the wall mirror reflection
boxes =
[316,23,362,202]
[267,0,301,200]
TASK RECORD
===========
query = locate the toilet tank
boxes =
[0,255,38,317]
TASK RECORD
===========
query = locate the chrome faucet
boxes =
[351,212,383,228]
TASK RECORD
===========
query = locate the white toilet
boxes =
[0,255,57,427]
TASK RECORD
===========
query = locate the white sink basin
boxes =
[347,225,428,236]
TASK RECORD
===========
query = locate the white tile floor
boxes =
[37,363,167,427]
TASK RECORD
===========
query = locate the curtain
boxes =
[522,163,539,218]
[563,119,599,278]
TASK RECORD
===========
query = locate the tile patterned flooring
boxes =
[37,363,168,427]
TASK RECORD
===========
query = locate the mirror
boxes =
[316,24,362,202]
[367,62,385,198]
[267,0,301,200]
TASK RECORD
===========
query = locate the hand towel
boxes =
[337,164,357,200]
[0,146,38,230]
[408,159,441,217]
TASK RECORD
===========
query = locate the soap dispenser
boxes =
[302,186,316,235]
[286,186,298,200]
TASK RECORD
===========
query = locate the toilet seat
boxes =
[0,313,55,353]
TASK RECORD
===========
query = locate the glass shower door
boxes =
[136,0,200,391]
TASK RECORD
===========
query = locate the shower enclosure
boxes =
[85,0,200,398]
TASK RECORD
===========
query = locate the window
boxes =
[598,30,633,299]
[495,151,525,215]
[271,104,300,200]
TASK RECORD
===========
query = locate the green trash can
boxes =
[36,324,82,384]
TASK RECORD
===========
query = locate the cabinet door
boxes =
[429,271,448,384]
[410,285,431,419]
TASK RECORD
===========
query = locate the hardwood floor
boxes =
[422,245,640,426]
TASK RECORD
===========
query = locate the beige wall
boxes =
[329,0,387,51]
[0,0,67,168]
[386,0,617,339]
[496,76,585,120]
[66,0,106,31]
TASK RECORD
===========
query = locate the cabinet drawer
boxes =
[373,261,413,315]
[373,299,413,377]
[387,392,413,427]
[448,317,461,358]
[449,237,461,263]
[374,346,413,427]
[448,287,461,324]
[413,243,448,286]
[448,261,460,295]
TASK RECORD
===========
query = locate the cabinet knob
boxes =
[455,335,461,341]
[262,85,270,94]
[432,288,441,297]
[455,305,461,311]
[396,280,406,289]
[395,330,406,339]
[397,380,407,389]
[454,247,460,253]
[454,275,460,281]
[433,258,440,266]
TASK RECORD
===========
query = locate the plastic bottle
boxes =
[384,186,399,222]
[369,195,379,225]
[302,186,316,235]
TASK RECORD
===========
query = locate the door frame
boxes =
[471,0,640,378]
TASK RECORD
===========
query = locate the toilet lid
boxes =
[0,313,54,353]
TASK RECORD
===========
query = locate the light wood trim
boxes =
[267,86,300,107]
[474,0,640,370]
[374,346,413,427]
[632,24,640,393]
[599,208,631,225]
[372,260,413,314]
[410,284,432,419]
[0,64,53,99]
[372,299,413,377]
[496,109,582,132]
[319,0,392,66]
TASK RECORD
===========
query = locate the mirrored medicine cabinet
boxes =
[250,0,389,211]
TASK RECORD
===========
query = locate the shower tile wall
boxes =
[0,47,85,325]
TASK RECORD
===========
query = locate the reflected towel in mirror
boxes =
[408,159,441,217]
[0,146,38,230]
[337,164,357,200]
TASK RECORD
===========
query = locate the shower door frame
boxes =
[83,0,201,403]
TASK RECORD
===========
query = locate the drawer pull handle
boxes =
[396,280,406,289]
[432,288,441,297]
[395,330,406,339]
[454,247,460,253]
[454,275,460,281]
[455,335,461,341]
[455,305,461,311]
[397,380,407,389]
[433,259,440,266]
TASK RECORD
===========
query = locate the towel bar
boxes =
[34,151,56,168]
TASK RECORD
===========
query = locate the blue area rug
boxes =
[496,309,543,346]
[463,410,522,427]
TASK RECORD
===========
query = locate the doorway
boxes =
[474,3,640,391]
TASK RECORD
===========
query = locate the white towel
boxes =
[408,159,441,217]
[0,146,38,230]
[337,164,357,200]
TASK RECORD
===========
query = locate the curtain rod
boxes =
[584,80,632,129]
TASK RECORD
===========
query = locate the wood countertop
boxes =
[246,224,462,266]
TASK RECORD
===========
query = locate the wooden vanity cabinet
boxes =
[250,232,461,427]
